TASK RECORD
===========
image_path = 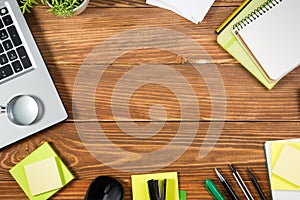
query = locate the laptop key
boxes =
[3,39,13,50]
[0,29,8,40]
[0,53,8,65]
[3,15,13,26]
[0,44,4,53]
[0,20,3,29]
[0,7,8,16]
[7,26,22,47]
[0,64,13,80]
[17,46,32,69]
[7,49,17,61]
[12,60,23,73]
[0,5,37,83]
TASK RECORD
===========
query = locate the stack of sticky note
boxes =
[9,142,75,200]
[131,172,186,200]
[146,0,215,24]
[264,139,300,199]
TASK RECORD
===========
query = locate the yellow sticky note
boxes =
[272,144,300,187]
[131,172,179,200]
[271,142,300,190]
[24,157,63,196]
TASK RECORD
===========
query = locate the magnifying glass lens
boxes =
[7,95,40,126]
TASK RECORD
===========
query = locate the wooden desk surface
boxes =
[1,0,300,199]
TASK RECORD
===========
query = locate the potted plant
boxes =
[19,0,89,17]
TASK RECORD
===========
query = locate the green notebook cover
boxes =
[9,142,75,200]
[217,0,278,90]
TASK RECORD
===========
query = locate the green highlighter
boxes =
[179,190,186,200]
[205,179,225,200]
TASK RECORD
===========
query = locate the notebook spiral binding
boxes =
[233,0,283,31]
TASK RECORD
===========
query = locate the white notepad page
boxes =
[233,0,300,80]
[165,0,215,23]
[146,0,215,24]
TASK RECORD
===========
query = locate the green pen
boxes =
[205,179,225,200]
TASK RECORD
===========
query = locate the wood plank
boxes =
[46,62,300,121]
[2,121,299,199]
[25,6,237,65]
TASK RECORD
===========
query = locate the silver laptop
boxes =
[0,0,67,148]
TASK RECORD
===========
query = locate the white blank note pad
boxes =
[272,144,300,187]
[233,0,300,80]
[24,157,63,196]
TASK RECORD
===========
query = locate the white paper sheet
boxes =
[146,0,215,24]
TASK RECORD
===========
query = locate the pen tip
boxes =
[214,168,225,181]
[247,168,253,176]
[229,164,236,172]
[214,168,219,174]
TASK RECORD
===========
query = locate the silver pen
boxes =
[229,164,254,200]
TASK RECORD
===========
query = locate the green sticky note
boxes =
[131,172,179,200]
[9,142,75,200]
[179,190,186,200]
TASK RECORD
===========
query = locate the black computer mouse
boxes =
[84,176,124,200]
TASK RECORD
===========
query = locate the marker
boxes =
[205,179,225,200]
[179,190,187,200]
[247,168,267,200]
[215,0,252,34]
[215,168,239,200]
[229,164,254,200]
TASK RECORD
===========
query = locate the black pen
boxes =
[247,168,267,200]
[229,164,254,200]
[215,168,240,200]
[161,179,167,200]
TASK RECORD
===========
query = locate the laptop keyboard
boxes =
[0,6,32,82]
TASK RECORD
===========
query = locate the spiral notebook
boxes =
[216,0,278,90]
[233,0,300,81]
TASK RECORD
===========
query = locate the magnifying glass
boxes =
[0,95,43,126]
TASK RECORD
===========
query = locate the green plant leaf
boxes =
[19,0,39,13]
[20,0,85,17]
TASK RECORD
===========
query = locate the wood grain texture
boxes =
[2,121,299,199]
[26,6,237,65]
[1,0,300,199]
